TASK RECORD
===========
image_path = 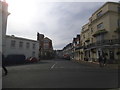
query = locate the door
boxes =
[109,50,114,63]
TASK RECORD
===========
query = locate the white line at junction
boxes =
[51,62,57,69]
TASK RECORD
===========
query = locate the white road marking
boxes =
[51,64,56,69]
[51,62,57,69]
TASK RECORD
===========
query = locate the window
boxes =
[96,34,104,42]
[83,35,85,39]
[44,44,49,49]
[26,42,30,49]
[97,11,102,17]
[32,51,35,57]
[11,40,16,47]
[19,41,23,48]
[82,27,85,32]
[84,42,85,46]
[44,39,48,43]
[97,23,104,30]
[73,43,75,47]
[44,43,49,49]
[77,41,79,44]
[91,28,93,33]
[91,38,93,43]
[33,43,36,49]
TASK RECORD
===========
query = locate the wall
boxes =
[4,35,39,59]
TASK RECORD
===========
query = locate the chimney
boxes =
[37,32,39,41]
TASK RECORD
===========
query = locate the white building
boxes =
[4,35,39,60]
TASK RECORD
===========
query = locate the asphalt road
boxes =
[2,59,118,88]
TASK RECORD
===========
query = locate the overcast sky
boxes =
[6,0,119,50]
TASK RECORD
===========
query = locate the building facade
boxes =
[4,35,39,60]
[55,50,63,59]
[72,35,81,61]
[79,2,120,63]
[62,2,120,64]
[37,33,54,59]
[62,43,72,60]
[37,33,44,58]
[42,37,53,59]
[79,23,90,61]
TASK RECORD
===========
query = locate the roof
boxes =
[44,37,52,41]
[6,35,38,42]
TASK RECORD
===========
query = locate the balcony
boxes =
[84,39,120,49]
[75,46,84,50]
[85,38,90,42]
[92,29,108,37]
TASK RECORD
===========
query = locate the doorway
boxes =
[109,50,114,63]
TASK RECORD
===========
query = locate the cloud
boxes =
[7,1,107,50]
[35,2,105,49]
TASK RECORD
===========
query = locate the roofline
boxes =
[44,37,52,41]
[6,35,38,42]
[91,2,119,18]
[82,22,89,28]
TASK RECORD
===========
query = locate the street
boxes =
[2,59,118,88]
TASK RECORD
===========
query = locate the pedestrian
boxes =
[2,54,8,75]
[103,54,107,66]
[98,55,103,67]
[2,65,8,75]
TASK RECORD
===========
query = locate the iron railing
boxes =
[84,39,120,49]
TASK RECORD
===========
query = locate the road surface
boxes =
[2,59,118,88]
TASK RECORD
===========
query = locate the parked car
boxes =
[25,57,38,63]
[63,54,70,60]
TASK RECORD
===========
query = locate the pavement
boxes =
[72,60,119,70]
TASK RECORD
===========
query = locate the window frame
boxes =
[97,10,102,17]
[97,22,104,30]
[11,40,16,48]
[19,41,23,48]
[32,43,36,49]
[26,42,30,49]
